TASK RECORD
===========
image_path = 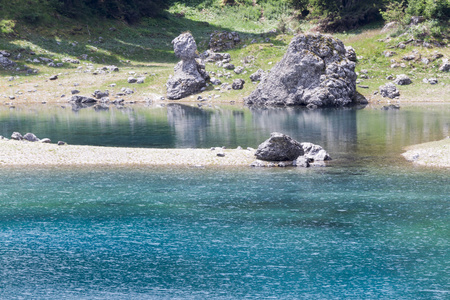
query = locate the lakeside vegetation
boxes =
[0,0,449,104]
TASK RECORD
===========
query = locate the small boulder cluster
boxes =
[3,132,67,145]
[251,132,331,168]
[0,51,16,69]
[209,31,241,52]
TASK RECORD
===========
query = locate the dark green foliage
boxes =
[56,0,169,23]
[406,0,450,21]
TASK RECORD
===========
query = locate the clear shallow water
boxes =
[0,104,449,299]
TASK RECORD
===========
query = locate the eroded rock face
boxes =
[255,132,304,161]
[245,34,357,107]
[166,33,209,100]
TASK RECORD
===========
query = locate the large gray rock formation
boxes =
[245,33,357,107]
[166,33,209,100]
[255,132,304,161]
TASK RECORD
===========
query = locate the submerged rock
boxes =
[245,33,357,107]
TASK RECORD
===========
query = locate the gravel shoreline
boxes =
[402,137,450,168]
[0,140,257,167]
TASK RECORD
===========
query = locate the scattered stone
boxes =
[40,138,51,143]
[216,152,226,157]
[0,56,17,68]
[63,58,80,64]
[255,132,304,161]
[398,43,406,49]
[402,54,416,61]
[202,50,231,63]
[108,65,119,72]
[210,77,222,85]
[234,66,244,74]
[57,141,67,146]
[49,75,58,80]
[249,69,266,82]
[382,50,396,57]
[93,90,109,99]
[166,33,209,100]
[11,132,23,140]
[245,33,357,107]
[358,85,369,89]
[232,79,245,90]
[439,59,450,72]
[70,95,97,104]
[121,87,134,95]
[394,74,412,85]
[431,53,443,61]
[386,75,395,80]
[128,77,137,83]
[23,133,40,142]
[423,78,438,85]
[136,78,145,84]
[71,90,80,94]
[421,58,430,65]
[250,161,265,167]
[345,46,357,62]
[379,83,400,98]
[223,63,235,70]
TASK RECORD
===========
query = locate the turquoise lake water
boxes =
[0,104,449,299]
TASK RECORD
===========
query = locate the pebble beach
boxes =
[0,139,257,167]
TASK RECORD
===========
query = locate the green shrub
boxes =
[380,1,407,24]
[406,0,450,21]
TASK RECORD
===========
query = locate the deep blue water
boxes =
[0,104,449,299]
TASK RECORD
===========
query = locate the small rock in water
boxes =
[57,141,67,146]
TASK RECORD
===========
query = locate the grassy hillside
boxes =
[0,1,449,105]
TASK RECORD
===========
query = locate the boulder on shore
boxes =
[245,33,357,107]
[379,83,400,98]
[166,33,209,100]
[255,132,304,161]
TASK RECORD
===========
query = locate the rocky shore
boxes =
[402,137,450,168]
